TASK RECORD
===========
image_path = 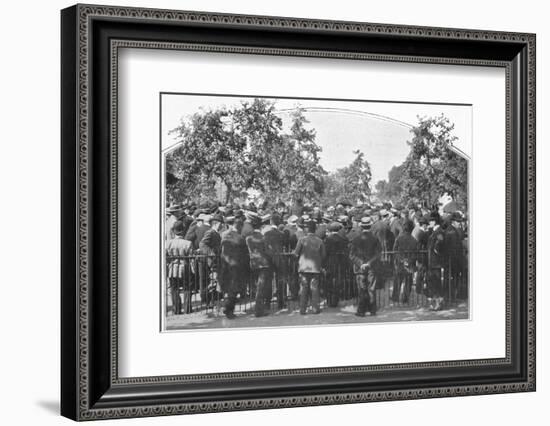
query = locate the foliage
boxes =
[385,115,468,209]
[168,105,466,211]
[167,100,327,205]
[318,150,372,207]
[374,164,405,204]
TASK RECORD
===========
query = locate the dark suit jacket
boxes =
[185,222,210,250]
[221,229,248,267]
[427,226,447,268]
[325,233,349,256]
[199,228,221,256]
[246,231,273,270]
[349,231,382,272]
[264,227,286,271]
[393,231,419,264]
[412,226,428,249]
[371,220,395,253]
[199,228,221,267]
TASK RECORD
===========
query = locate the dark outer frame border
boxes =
[70,3,536,420]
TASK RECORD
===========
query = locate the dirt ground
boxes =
[165,300,469,331]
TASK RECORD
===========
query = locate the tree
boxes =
[168,106,249,204]
[337,150,372,203]
[276,107,327,202]
[318,150,372,207]
[399,114,468,209]
[231,98,285,198]
[167,99,327,205]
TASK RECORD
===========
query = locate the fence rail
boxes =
[165,250,468,316]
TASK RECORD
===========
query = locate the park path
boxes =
[165,301,469,331]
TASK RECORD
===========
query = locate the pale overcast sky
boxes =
[161,94,471,184]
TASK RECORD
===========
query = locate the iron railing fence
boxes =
[165,249,468,316]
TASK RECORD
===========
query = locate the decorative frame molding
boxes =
[61,3,535,421]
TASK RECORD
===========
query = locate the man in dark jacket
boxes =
[389,208,403,238]
[392,219,419,304]
[293,219,326,314]
[184,214,210,250]
[198,214,223,307]
[426,213,448,310]
[245,214,274,317]
[371,209,395,261]
[349,217,382,316]
[219,216,249,319]
[324,222,349,307]
[264,214,287,309]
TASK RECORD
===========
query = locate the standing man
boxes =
[412,215,429,249]
[389,208,403,238]
[426,213,448,310]
[219,216,249,319]
[324,222,349,307]
[198,214,223,307]
[165,204,181,241]
[293,219,326,315]
[185,213,209,250]
[245,213,274,317]
[349,217,382,317]
[372,209,395,257]
[166,220,193,315]
[264,214,287,310]
[392,219,419,304]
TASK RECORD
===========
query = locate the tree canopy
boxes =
[167,101,466,211]
[374,114,468,210]
[167,99,328,205]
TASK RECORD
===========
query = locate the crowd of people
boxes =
[165,198,468,320]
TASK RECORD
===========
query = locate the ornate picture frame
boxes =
[61,4,535,420]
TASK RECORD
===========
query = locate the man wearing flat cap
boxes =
[349,216,382,316]
[293,219,326,315]
[245,213,274,317]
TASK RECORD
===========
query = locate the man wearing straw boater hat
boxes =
[349,216,382,317]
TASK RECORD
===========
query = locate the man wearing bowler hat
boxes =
[392,219,419,304]
[324,221,349,307]
[245,213,274,317]
[198,214,224,307]
[349,216,382,316]
[264,213,287,310]
[219,216,249,319]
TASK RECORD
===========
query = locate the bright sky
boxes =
[161,94,471,184]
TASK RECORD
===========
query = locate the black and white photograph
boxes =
[161,93,471,331]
